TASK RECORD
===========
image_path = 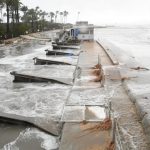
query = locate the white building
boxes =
[70,21,94,41]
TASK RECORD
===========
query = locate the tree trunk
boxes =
[16,6,19,23]
[6,4,10,37]
[12,11,15,37]
[15,10,17,23]
[31,18,34,32]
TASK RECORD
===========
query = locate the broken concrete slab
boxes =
[34,55,78,65]
[55,41,80,46]
[10,71,72,85]
[10,65,76,85]
[33,57,73,66]
[45,50,80,56]
[0,112,62,136]
[52,44,80,50]
[0,84,71,135]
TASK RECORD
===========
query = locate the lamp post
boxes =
[77,12,80,22]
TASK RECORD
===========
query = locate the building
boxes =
[70,21,94,41]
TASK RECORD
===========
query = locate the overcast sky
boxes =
[21,0,150,25]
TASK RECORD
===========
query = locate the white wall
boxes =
[78,34,94,40]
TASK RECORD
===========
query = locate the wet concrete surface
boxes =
[60,122,111,150]
[66,87,107,106]
[60,41,112,149]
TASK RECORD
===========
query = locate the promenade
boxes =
[0,33,149,149]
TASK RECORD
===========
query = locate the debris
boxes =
[4,40,13,45]
[92,64,102,69]
[121,77,130,81]
[94,75,103,82]
[91,64,105,86]
[93,70,104,83]
[83,118,112,132]
[81,120,88,125]
[92,69,101,76]
[130,66,149,71]
[105,141,115,150]
[121,76,137,81]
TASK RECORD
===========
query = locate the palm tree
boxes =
[20,5,28,24]
[49,12,55,23]
[3,0,21,36]
[25,9,37,32]
[20,5,28,16]
[59,12,63,23]
[0,0,4,23]
[11,0,22,23]
[55,11,59,23]
[0,18,2,23]
[40,11,48,30]
[63,10,68,24]
[5,0,12,35]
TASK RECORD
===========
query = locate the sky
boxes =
[21,0,150,25]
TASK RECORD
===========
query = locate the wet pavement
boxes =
[60,122,111,150]
[60,41,112,150]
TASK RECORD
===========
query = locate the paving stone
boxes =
[61,106,85,122]
[85,106,106,121]
[60,123,111,150]
[67,87,106,106]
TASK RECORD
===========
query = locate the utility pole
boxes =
[76,11,80,22]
